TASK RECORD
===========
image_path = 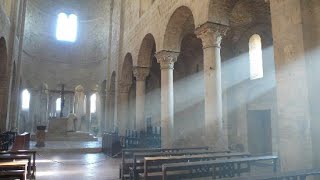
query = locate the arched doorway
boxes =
[136,34,159,132]
[162,6,205,146]
[119,53,134,133]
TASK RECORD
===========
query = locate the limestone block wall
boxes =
[21,0,111,91]
[270,0,313,171]
[0,0,24,132]
[108,0,228,135]
[301,0,320,168]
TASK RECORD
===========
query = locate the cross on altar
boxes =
[49,84,74,117]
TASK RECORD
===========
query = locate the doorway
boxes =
[247,109,272,155]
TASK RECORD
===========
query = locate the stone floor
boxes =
[30,139,102,153]
[28,140,275,179]
[36,152,120,180]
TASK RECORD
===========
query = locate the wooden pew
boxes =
[220,168,320,180]
[162,155,278,180]
[130,150,230,180]
[0,131,16,151]
[0,154,32,178]
[0,170,26,180]
[0,161,27,180]
[11,132,30,151]
[120,146,209,179]
[0,150,37,178]
[141,152,251,180]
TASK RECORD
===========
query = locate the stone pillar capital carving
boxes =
[119,82,132,93]
[195,22,229,49]
[133,66,150,81]
[155,50,179,69]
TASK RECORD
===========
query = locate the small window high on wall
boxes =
[249,34,263,80]
[56,98,61,112]
[21,89,30,110]
[90,94,96,113]
[56,13,78,42]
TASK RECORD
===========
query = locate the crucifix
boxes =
[50,84,74,117]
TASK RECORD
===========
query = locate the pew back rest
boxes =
[221,168,320,180]
[143,152,251,178]
[11,132,30,151]
[120,146,209,179]
[162,155,278,180]
[130,150,231,179]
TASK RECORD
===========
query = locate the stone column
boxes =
[39,85,49,127]
[269,0,313,170]
[84,93,91,132]
[119,83,131,135]
[133,67,149,131]
[100,89,106,132]
[155,50,179,148]
[195,22,229,150]
[29,89,39,133]
[0,75,9,132]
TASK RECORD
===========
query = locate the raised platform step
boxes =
[31,131,98,141]
[30,140,102,153]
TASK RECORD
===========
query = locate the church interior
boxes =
[1,0,320,179]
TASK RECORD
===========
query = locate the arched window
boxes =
[56,13,78,42]
[90,94,96,113]
[21,89,30,110]
[56,98,61,112]
[249,34,263,80]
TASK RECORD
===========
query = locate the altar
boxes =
[45,117,97,141]
[48,117,68,134]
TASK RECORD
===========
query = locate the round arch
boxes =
[137,34,156,67]
[121,53,133,85]
[163,6,195,52]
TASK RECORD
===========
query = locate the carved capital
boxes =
[155,50,179,69]
[195,22,229,49]
[133,66,150,81]
[119,82,132,93]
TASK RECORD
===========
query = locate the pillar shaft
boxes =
[155,50,178,148]
[195,22,229,150]
[85,93,91,132]
[119,83,131,135]
[133,67,149,131]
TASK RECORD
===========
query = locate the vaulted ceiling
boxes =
[22,0,112,91]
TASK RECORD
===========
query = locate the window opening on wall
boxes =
[56,98,61,112]
[56,13,78,42]
[249,34,263,80]
[90,94,96,113]
[21,89,30,110]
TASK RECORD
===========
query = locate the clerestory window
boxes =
[249,34,263,80]
[56,13,78,42]
[56,98,61,112]
[21,89,30,110]
[90,94,96,113]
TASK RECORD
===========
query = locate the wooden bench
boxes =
[0,150,37,178]
[0,154,32,178]
[0,170,26,180]
[162,155,278,180]
[141,152,251,180]
[130,150,230,180]
[0,161,27,180]
[120,146,209,179]
[0,131,16,151]
[220,168,320,180]
[11,132,30,151]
